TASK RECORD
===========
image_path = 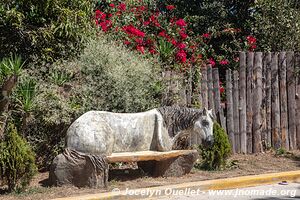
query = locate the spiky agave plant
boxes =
[15,78,37,135]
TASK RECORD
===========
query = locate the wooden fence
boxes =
[217,52,300,153]
[164,51,300,153]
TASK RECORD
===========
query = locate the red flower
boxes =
[166,5,176,11]
[209,58,216,66]
[95,10,102,17]
[95,10,106,20]
[107,13,112,18]
[219,59,229,65]
[153,21,161,28]
[177,42,186,49]
[179,31,188,40]
[170,17,176,23]
[149,48,157,54]
[202,33,211,38]
[171,38,177,46]
[250,45,257,51]
[139,6,146,11]
[136,45,145,54]
[220,87,225,94]
[158,31,167,38]
[143,21,150,26]
[100,22,108,32]
[124,41,131,45]
[176,50,187,63]
[109,3,115,8]
[246,36,257,51]
[135,38,143,45]
[122,25,145,37]
[145,39,153,45]
[149,15,156,22]
[99,20,112,32]
[247,35,256,44]
[118,3,126,11]
[175,19,187,27]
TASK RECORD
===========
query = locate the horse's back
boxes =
[66,110,159,155]
[66,111,115,155]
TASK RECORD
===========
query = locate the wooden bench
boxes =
[49,149,199,188]
[107,150,199,177]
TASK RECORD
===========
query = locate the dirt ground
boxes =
[1,150,300,200]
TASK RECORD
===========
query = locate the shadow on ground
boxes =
[36,167,146,188]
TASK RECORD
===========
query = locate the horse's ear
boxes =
[208,109,215,120]
[203,107,207,115]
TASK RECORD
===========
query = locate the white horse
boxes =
[66,107,214,155]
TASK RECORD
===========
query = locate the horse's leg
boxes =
[156,113,172,151]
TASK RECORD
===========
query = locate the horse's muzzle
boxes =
[203,136,214,147]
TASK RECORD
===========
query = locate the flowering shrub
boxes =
[94,1,256,71]
[94,0,257,98]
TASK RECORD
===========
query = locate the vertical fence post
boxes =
[261,54,267,148]
[279,52,289,150]
[239,52,247,153]
[246,52,254,153]
[196,67,202,108]
[201,66,208,109]
[271,52,281,149]
[233,70,240,153]
[226,69,235,153]
[295,53,300,149]
[207,64,215,111]
[253,52,263,153]
[287,51,296,150]
[213,68,226,130]
[265,52,272,148]
[186,67,193,107]
[178,72,187,106]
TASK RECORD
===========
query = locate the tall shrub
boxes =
[0,123,37,191]
[198,122,231,170]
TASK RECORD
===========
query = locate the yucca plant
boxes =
[15,79,37,135]
[50,70,72,86]
[16,79,37,114]
[156,38,176,64]
[0,55,24,77]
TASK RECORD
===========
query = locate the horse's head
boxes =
[193,108,214,147]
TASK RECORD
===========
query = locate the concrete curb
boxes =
[52,170,300,200]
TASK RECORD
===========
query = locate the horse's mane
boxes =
[157,106,202,137]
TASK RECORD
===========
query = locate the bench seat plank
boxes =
[107,150,198,163]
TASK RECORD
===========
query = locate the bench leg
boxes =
[154,151,198,177]
[137,160,156,176]
[137,151,198,177]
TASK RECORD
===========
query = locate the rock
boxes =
[49,148,108,188]
[138,151,199,177]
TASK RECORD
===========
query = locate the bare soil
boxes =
[1,151,300,200]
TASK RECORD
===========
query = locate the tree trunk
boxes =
[0,75,18,139]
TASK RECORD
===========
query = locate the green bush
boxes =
[198,122,231,170]
[0,123,37,192]
[23,35,162,169]
[253,0,300,51]
[171,0,254,34]
[0,0,94,63]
